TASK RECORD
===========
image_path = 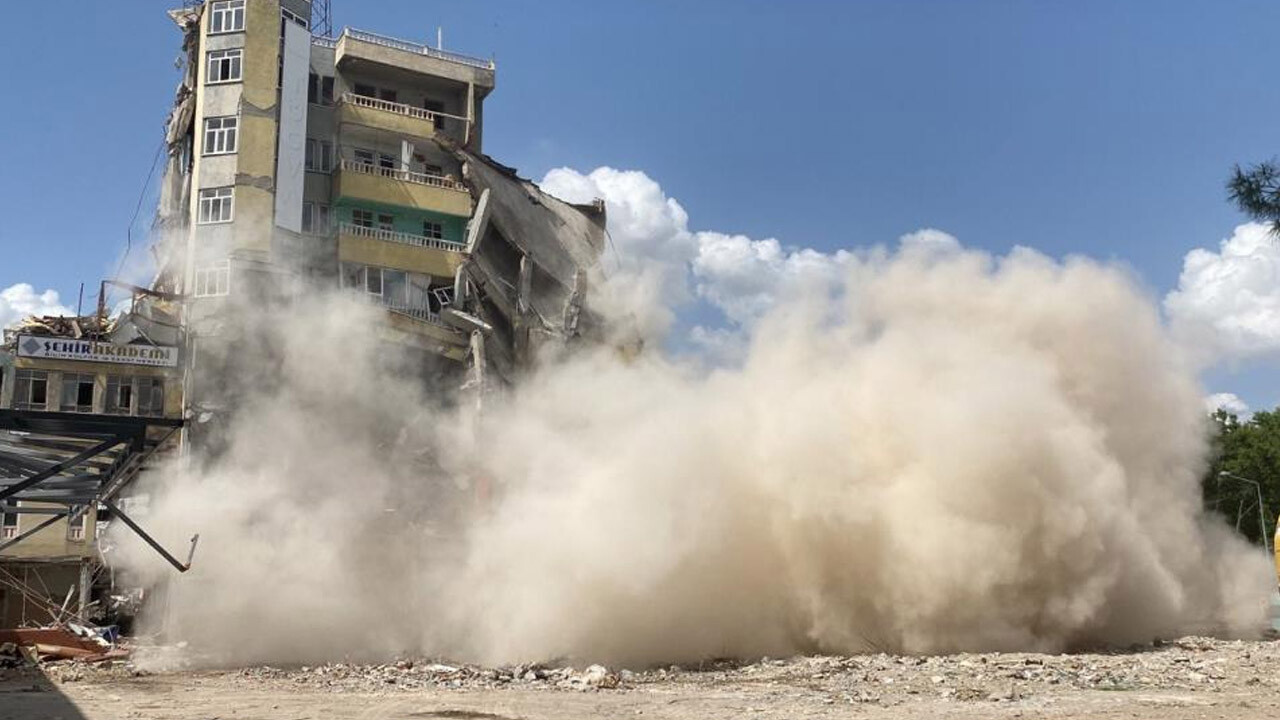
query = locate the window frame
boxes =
[203,116,239,156]
[208,0,246,34]
[206,49,244,85]
[305,138,333,173]
[136,377,166,418]
[14,369,49,411]
[352,209,374,229]
[60,372,96,414]
[308,73,335,106]
[193,260,232,298]
[198,187,235,224]
[422,221,444,240]
[302,201,331,234]
[105,375,134,416]
[0,508,16,540]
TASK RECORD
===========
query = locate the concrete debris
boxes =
[62,635,1266,701]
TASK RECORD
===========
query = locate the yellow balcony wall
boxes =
[337,94,438,141]
[334,162,473,218]
[337,226,465,278]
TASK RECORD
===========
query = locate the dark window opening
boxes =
[423,99,446,130]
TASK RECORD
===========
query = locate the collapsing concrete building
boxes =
[150,1,605,452]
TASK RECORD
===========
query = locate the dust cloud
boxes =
[112,237,1272,668]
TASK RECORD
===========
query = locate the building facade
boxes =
[154,0,607,451]
[156,1,495,356]
[0,308,184,626]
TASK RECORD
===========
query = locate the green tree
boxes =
[1228,160,1280,234]
[1203,407,1280,547]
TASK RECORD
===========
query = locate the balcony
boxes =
[337,222,466,278]
[337,92,470,142]
[333,159,473,217]
[378,299,468,359]
[335,28,495,92]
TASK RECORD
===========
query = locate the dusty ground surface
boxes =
[6,636,1280,719]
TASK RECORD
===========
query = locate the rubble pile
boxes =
[230,660,624,693]
[127,635,1279,703]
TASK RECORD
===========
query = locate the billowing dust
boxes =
[112,238,1272,668]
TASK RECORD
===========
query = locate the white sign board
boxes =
[274,20,309,233]
[16,335,179,368]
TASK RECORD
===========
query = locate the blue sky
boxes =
[1,1,1278,407]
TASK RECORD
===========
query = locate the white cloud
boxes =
[1205,392,1250,417]
[540,167,861,331]
[0,283,73,329]
[1165,222,1280,361]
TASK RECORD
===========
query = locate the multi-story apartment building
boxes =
[158,0,495,353]
[155,1,606,443]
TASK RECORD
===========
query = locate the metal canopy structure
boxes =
[0,409,197,572]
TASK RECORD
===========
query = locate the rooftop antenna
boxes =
[437,26,443,50]
[312,0,333,37]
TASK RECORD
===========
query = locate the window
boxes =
[353,148,374,166]
[280,7,308,31]
[209,0,245,33]
[431,286,455,311]
[352,209,374,229]
[422,221,444,240]
[378,153,396,171]
[423,100,446,130]
[423,163,444,177]
[203,116,238,155]
[302,202,331,234]
[354,83,377,99]
[1,508,16,540]
[308,73,334,105]
[193,261,231,297]
[343,263,438,312]
[60,373,95,413]
[67,507,86,542]
[137,377,165,417]
[13,370,48,411]
[377,214,395,232]
[207,49,243,84]
[198,187,234,223]
[378,88,398,104]
[305,138,332,172]
[105,376,134,416]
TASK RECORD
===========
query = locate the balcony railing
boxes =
[312,36,338,49]
[338,158,468,192]
[385,302,450,328]
[339,222,465,252]
[343,28,495,71]
[339,92,470,128]
[1,526,16,540]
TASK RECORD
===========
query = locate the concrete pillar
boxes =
[77,560,91,620]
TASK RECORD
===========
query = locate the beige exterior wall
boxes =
[334,168,472,217]
[233,0,285,256]
[10,357,183,418]
[337,100,438,142]
[2,505,97,561]
[337,233,464,278]
[335,35,495,90]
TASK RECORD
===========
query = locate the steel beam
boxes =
[101,500,198,573]
[0,436,127,503]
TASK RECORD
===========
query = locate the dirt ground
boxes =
[6,636,1280,719]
